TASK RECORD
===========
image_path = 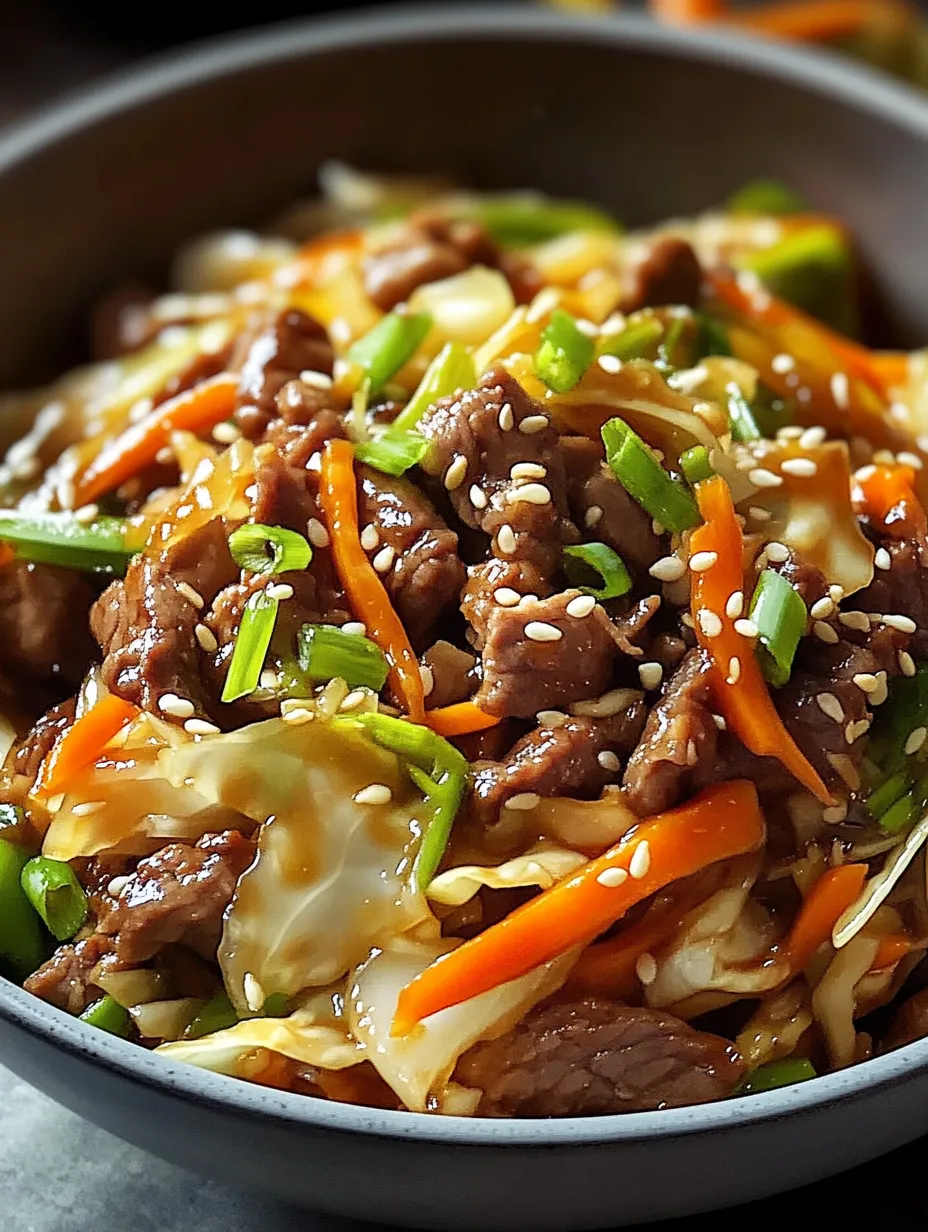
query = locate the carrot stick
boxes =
[424,702,501,738]
[731,0,913,42]
[690,476,832,804]
[853,462,928,541]
[869,932,918,973]
[35,693,139,798]
[783,864,867,973]
[75,373,238,505]
[869,353,910,392]
[319,439,425,722]
[392,780,765,1034]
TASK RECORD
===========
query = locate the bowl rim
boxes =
[4,0,928,1147]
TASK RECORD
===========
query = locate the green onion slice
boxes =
[355,430,430,477]
[534,309,595,394]
[80,994,131,1038]
[726,383,761,443]
[866,665,928,776]
[476,194,620,247]
[563,543,632,601]
[0,839,45,981]
[734,1057,816,1096]
[184,992,238,1040]
[20,856,88,942]
[221,589,279,703]
[0,511,139,575]
[347,311,432,395]
[696,314,733,358]
[392,341,476,433]
[726,179,806,216]
[601,418,700,533]
[655,316,687,374]
[749,569,807,687]
[867,770,912,823]
[228,523,312,577]
[297,624,389,691]
[880,792,919,836]
[680,446,715,488]
[0,803,25,834]
[598,316,664,363]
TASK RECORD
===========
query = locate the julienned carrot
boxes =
[783,863,867,974]
[690,476,832,805]
[424,702,501,738]
[392,780,765,1034]
[36,694,140,798]
[731,0,914,42]
[869,932,918,973]
[75,373,238,505]
[853,463,928,542]
[869,353,911,393]
[319,439,425,723]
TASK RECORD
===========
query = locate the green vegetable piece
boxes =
[355,430,430,477]
[221,589,279,703]
[80,994,131,1038]
[735,1057,817,1096]
[185,992,238,1040]
[562,543,632,601]
[534,309,595,393]
[392,341,476,433]
[228,524,312,577]
[598,316,664,363]
[749,569,807,688]
[880,792,919,836]
[727,179,807,216]
[680,446,715,489]
[655,316,688,374]
[867,770,913,822]
[867,665,928,775]
[696,314,733,358]
[20,856,88,942]
[0,511,138,576]
[0,839,45,981]
[476,194,620,247]
[262,992,290,1018]
[0,803,25,834]
[750,384,794,438]
[726,383,761,443]
[741,224,856,334]
[347,311,432,394]
[297,624,390,692]
[601,418,700,533]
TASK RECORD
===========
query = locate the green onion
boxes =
[353,712,468,889]
[0,803,24,833]
[726,384,761,443]
[680,446,715,488]
[563,543,632,601]
[740,223,855,334]
[734,1056,816,1096]
[347,311,432,395]
[601,418,700,533]
[0,511,138,575]
[880,793,919,836]
[262,992,290,1017]
[726,179,806,216]
[655,316,687,374]
[598,316,664,362]
[867,665,928,776]
[476,194,620,247]
[228,524,312,577]
[696,314,733,358]
[80,994,131,1038]
[749,569,807,687]
[221,589,279,703]
[392,341,476,433]
[867,770,913,822]
[297,624,389,691]
[20,857,88,942]
[0,839,45,981]
[355,430,430,477]
[534,309,595,393]
[184,991,238,1040]
[751,385,794,438]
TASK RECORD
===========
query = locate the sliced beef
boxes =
[457,999,745,1117]
[881,988,928,1052]
[357,465,465,650]
[470,706,646,826]
[0,560,96,691]
[855,538,928,658]
[622,237,703,312]
[233,309,334,439]
[420,641,479,709]
[612,595,661,659]
[24,933,117,1015]
[13,697,76,785]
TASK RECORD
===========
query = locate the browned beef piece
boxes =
[559,435,662,577]
[0,561,96,691]
[99,831,254,965]
[420,641,480,709]
[470,706,646,825]
[356,465,465,650]
[881,988,928,1052]
[612,596,661,659]
[855,538,928,658]
[364,230,469,313]
[24,933,117,1015]
[233,309,334,438]
[475,590,624,718]
[457,999,745,1117]
[13,698,76,785]
[622,237,703,311]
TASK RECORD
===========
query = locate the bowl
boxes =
[4,6,928,1228]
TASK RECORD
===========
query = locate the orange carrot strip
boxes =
[731,0,913,42]
[783,863,868,973]
[869,932,919,973]
[648,0,728,21]
[75,373,238,505]
[36,694,140,798]
[853,462,928,541]
[424,702,501,738]
[319,439,425,722]
[690,476,831,804]
[869,352,911,392]
[392,780,765,1034]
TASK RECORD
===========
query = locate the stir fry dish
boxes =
[2,168,928,1118]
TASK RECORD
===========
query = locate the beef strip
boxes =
[622,237,703,312]
[0,560,96,691]
[420,641,479,709]
[854,538,928,658]
[13,697,76,786]
[23,933,118,1015]
[881,988,928,1052]
[233,308,334,439]
[457,999,745,1117]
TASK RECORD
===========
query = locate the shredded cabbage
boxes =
[427,845,587,907]
[833,812,928,948]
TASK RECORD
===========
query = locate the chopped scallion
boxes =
[355,430,430,477]
[563,542,631,601]
[0,511,139,575]
[880,792,919,836]
[184,991,238,1040]
[867,770,912,823]
[601,418,700,533]
[80,994,131,1038]
[228,523,312,577]
[749,569,807,687]
[221,589,279,703]
[726,383,761,443]
[20,856,88,942]
[726,179,806,216]
[0,803,24,833]
[867,665,928,776]
[476,194,620,247]
[0,839,45,981]
[655,316,687,374]
[598,316,663,363]
[347,311,432,394]
[297,624,389,691]
[534,309,595,393]
[734,1056,816,1096]
[262,992,290,1018]
[680,446,715,488]
[392,341,476,433]
[696,314,733,358]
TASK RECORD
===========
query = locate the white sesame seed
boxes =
[681,613,695,629]
[212,421,241,444]
[829,584,846,603]
[519,594,540,607]
[726,656,742,685]
[259,669,278,690]
[158,693,196,719]
[155,446,174,466]
[635,952,658,985]
[71,800,104,817]
[537,710,569,729]
[596,865,629,887]
[764,541,790,564]
[839,611,870,633]
[810,597,835,620]
[184,718,220,735]
[266,582,294,601]
[734,618,759,639]
[282,707,315,725]
[505,792,541,811]
[525,621,563,643]
[846,718,870,745]
[597,750,621,772]
[360,524,380,551]
[519,414,549,435]
[498,403,515,431]
[906,726,928,756]
[566,594,596,619]
[372,545,396,574]
[598,355,622,375]
[799,426,827,449]
[823,803,848,823]
[830,371,850,409]
[629,841,652,880]
[300,369,334,390]
[243,973,265,1014]
[469,484,488,510]
[816,692,845,723]
[689,551,718,574]
[854,464,877,483]
[107,875,129,897]
[649,555,686,583]
[638,662,664,690]
[712,713,727,730]
[177,581,204,609]
[749,468,784,489]
[918,435,928,454]
[419,665,435,698]
[852,673,880,694]
[813,621,839,644]
[508,483,551,506]
[883,614,917,634]
[354,783,393,806]
[686,740,698,766]
[306,518,330,548]
[497,524,517,555]
[873,450,897,466]
[781,457,818,478]
[444,454,467,490]
[510,462,546,480]
[584,505,603,529]
[73,503,99,525]
[725,591,744,620]
[898,451,924,471]
[771,353,795,373]
[342,621,366,637]
[339,689,369,713]
[749,506,773,523]
[871,674,890,707]
[899,650,917,677]
[874,547,892,572]
[652,519,665,537]
[494,587,522,607]
[697,609,723,639]
[194,623,218,654]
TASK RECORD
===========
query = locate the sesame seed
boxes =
[525,621,563,643]
[510,462,546,480]
[300,369,333,390]
[854,464,877,483]
[259,669,278,690]
[734,618,759,639]
[725,591,744,619]
[874,547,892,572]
[882,614,917,633]
[508,483,551,506]
[469,484,488,510]
[519,593,540,607]
[649,555,686,583]
[846,718,870,744]
[638,662,663,690]
[765,541,789,563]
[816,692,845,723]
[652,519,665,536]
[444,454,467,490]
[74,503,99,525]
[266,582,294,601]
[629,841,652,880]
[598,355,622,375]
[194,623,218,653]
[360,524,380,551]
[635,952,658,985]
[184,718,220,735]
[811,597,835,619]
[871,674,890,707]
[780,457,818,478]
[566,594,596,618]
[689,550,718,574]
[799,426,827,449]
[212,421,241,444]
[158,693,195,719]
[306,518,330,548]
[823,803,848,823]
[813,621,839,644]
[107,875,129,897]
[243,974,265,1014]
[584,505,603,529]
[494,587,522,607]
[852,673,881,694]
[505,792,541,811]
[874,450,899,466]
[771,353,795,373]
[177,582,204,609]
[686,740,698,766]
[339,689,369,713]
[596,866,629,887]
[538,710,569,729]
[906,726,928,756]
[697,609,723,638]
[597,750,621,772]
[71,800,104,817]
[839,611,870,633]
[372,545,396,574]
[519,414,549,435]
[749,468,784,488]
[830,584,846,603]
[498,403,515,431]
[726,656,741,684]
[712,713,727,730]
[342,621,366,636]
[155,446,174,466]
[497,524,517,554]
[919,435,928,454]
[681,612,695,629]
[419,665,435,698]
[354,784,393,806]
[899,650,917,677]
[282,707,314,725]
[749,506,773,522]
[899,451,924,471]
[830,372,850,409]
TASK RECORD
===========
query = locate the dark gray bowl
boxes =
[3,6,928,1228]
